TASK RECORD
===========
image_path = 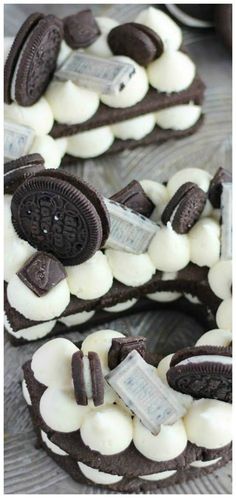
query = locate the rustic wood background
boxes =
[4,3,232,494]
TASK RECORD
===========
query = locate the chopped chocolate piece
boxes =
[108,336,147,370]
[110,180,154,218]
[208,167,232,208]
[72,351,87,405]
[161,182,207,234]
[63,10,100,49]
[17,252,66,297]
[88,352,104,406]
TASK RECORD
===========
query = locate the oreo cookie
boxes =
[63,9,100,49]
[4,13,63,106]
[208,167,232,208]
[110,180,154,218]
[11,169,110,265]
[4,153,45,194]
[72,350,104,406]
[108,336,147,370]
[167,345,232,403]
[161,182,207,234]
[17,251,66,296]
[108,22,164,66]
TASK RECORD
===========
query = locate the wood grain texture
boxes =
[4,3,232,494]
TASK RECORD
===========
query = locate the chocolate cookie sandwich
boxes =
[22,329,232,492]
[4,165,232,347]
[4,7,205,166]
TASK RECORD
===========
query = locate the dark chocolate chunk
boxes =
[161,182,207,234]
[110,180,154,218]
[72,351,87,405]
[108,336,147,370]
[63,10,100,49]
[108,22,163,66]
[4,153,45,194]
[17,251,66,297]
[88,351,104,406]
[208,167,232,208]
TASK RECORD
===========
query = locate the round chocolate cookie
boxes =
[11,173,106,265]
[4,13,63,106]
[4,153,45,194]
[63,9,100,49]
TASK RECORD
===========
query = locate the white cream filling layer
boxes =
[190,457,221,468]
[41,430,68,456]
[78,461,123,484]
[139,469,176,481]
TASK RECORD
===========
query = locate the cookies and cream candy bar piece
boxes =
[4,121,35,161]
[104,199,158,254]
[106,350,186,435]
[55,52,135,95]
[220,182,232,260]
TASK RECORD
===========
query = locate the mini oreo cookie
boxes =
[4,153,45,194]
[208,167,232,208]
[72,351,87,405]
[11,172,107,265]
[167,345,232,403]
[108,336,147,370]
[71,350,104,406]
[4,14,63,106]
[108,22,163,66]
[17,251,66,296]
[88,351,104,406]
[110,180,154,218]
[63,10,100,49]
[161,182,207,234]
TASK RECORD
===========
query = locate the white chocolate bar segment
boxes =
[221,182,232,260]
[55,52,135,95]
[104,199,158,254]
[106,350,186,435]
[4,121,35,161]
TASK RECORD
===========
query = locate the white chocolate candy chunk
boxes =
[111,113,155,140]
[66,126,114,158]
[29,135,62,169]
[4,121,35,161]
[148,50,195,93]
[32,338,78,388]
[7,275,70,321]
[66,251,113,300]
[195,329,232,347]
[40,387,89,432]
[148,223,190,272]
[167,168,212,197]
[81,330,125,371]
[189,218,220,267]
[216,298,232,331]
[57,40,72,68]
[208,260,232,300]
[46,80,99,125]
[87,17,119,58]
[101,57,148,108]
[155,104,201,131]
[59,310,95,327]
[139,469,176,481]
[103,298,137,312]
[133,417,187,462]
[184,399,232,449]
[4,97,54,135]
[106,249,155,286]
[135,7,182,50]
[22,379,31,406]
[5,318,56,341]
[220,182,232,260]
[41,430,68,456]
[80,404,133,455]
[147,291,181,302]
[106,351,186,435]
[190,457,221,468]
[78,462,123,485]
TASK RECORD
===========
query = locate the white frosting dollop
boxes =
[156,354,193,410]
[147,291,181,302]
[148,50,195,93]
[139,469,176,481]
[59,310,95,327]
[155,104,201,130]
[45,80,99,125]
[80,405,133,455]
[111,113,155,140]
[40,386,89,432]
[184,399,232,449]
[66,126,114,158]
[87,17,119,58]
[103,298,137,313]
[66,251,113,300]
[22,379,31,406]
[4,97,54,135]
[167,168,212,197]
[216,298,232,331]
[4,217,36,282]
[140,180,169,220]
[29,135,62,169]
[57,40,72,68]
[7,275,70,321]
[31,338,78,388]
[148,223,190,272]
[135,7,182,50]
[195,329,232,347]
[133,417,187,461]
[54,137,68,158]
[106,249,155,287]
[81,329,125,371]
[78,462,122,485]
[41,430,68,456]
[208,260,232,300]
[189,218,220,267]
[5,317,56,341]
[101,56,148,108]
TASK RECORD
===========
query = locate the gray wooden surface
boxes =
[4,3,232,495]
